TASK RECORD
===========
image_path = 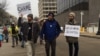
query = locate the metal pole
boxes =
[81,13,83,27]
[80,11,84,27]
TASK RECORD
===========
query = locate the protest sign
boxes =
[17,2,31,14]
[64,25,80,37]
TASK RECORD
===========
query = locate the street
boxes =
[0,0,100,56]
[0,38,27,56]
[35,34,100,56]
[0,34,100,56]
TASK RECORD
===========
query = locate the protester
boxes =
[40,12,61,56]
[65,12,79,56]
[20,18,28,48]
[18,14,23,42]
[39,19,47,45]
[33,17,40,44]
[3,25,9,43]
[26,14,40,56]
[9,22,19,48]
[0,40,1,47]
[0,33,3,47]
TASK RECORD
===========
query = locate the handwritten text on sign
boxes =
[17,2,31,14]
[64,25,80,37]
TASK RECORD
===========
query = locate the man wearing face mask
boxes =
[65,12,79,56]
[26,14,40,56]
[40,12,61,56]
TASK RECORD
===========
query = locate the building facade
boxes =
[38,0,57,19]
[57,0,88,14]
[56,0,100,27]
[89,0,100,23]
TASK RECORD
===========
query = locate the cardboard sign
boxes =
[17,2,31,14]
[64,25,80,37]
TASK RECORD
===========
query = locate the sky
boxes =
[6,0,39,18]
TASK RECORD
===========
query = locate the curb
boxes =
[81,35,100,39]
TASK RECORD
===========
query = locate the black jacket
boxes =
[18,17,23,27]
[21,22,40,41]
[21,22,29,35]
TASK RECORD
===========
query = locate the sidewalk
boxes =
[81,32,100,39]
[0,39,27,56]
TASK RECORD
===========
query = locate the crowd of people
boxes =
[0,12,79,56]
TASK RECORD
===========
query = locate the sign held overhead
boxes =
[17,2,31,15]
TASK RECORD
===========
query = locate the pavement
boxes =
[35,34,100,56]
[0,32,100,56]
[0,37,27,56]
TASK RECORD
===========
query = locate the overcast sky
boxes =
[6,0,39,17]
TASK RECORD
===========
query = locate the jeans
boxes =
[12,35,18,46]
[45,39,56,56]
[68,42,79,56]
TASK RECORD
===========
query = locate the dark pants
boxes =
[18,34,22,42]
[12,35,18,46]
[68,42,79,56]
[34,36,43,44]
[0,41,1,47]
[4,34,9,43]
[34,35,39,44]
[21,35,27,47]
[45,39,56,56]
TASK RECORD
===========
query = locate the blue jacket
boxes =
[40,19,61,41]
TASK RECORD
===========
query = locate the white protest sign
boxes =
[64,25,80,37]
[17,2,31,15]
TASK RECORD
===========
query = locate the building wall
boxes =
[56,0,100,27]
[89,0,100,23]
[56,0,89,27]
[57,0,88,14]
[55,10,89,27]
[39,0,57,19]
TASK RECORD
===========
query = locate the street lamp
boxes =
[80,11,84,27]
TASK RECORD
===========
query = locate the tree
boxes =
[0,0,7,9]
[0,0,9,25]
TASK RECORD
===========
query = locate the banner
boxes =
[17,2,31,14]
[64,25,80,37]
